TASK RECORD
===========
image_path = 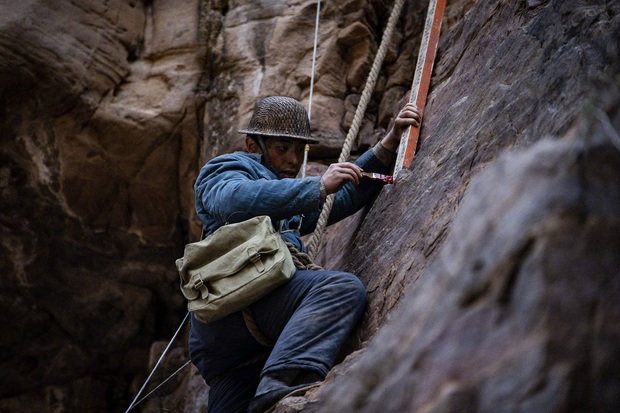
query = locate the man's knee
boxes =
[331,272,367,308]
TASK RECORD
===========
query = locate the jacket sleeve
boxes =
[195,154,323,226]
[299,147,392,235]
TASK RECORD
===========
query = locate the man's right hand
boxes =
[321,162,364,195]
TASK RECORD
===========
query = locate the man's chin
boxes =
[280,172,298,179]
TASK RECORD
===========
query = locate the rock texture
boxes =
[1,0,203,410]
[0,0,619,412]
[341,0,620,339]
[309,117,620,413]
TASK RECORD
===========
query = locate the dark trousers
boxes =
[189,269,367,413]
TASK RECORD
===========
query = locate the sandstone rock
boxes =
[201,0,407,158]
[309,115,620,413]
[1,0,203,407]
[1,0,619,411]
[346,0,620,340]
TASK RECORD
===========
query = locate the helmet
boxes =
[239,96,319,144]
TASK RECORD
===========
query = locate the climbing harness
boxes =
[306,0,407,258]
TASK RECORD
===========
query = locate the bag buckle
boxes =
[247,247,265,273]
[193,278,209,299]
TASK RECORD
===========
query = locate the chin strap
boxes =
[256,136,271,167]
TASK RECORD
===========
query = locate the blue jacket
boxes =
[194,147,391,252]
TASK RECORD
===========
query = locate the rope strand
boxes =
[243,242,322,347]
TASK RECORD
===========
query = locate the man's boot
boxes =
[247,369,322,413]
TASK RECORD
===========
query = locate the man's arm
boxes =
[298,102,423,234]
[195,153,323,226]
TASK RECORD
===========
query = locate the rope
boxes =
[307,0,321,124]
[127,360,192,410]
[125,312,190,412]
[301,0,322,179]
[242,308,275,346]
[306,0,407,258]
[286,241,324,271]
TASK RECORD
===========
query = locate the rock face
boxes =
[0,0,619,412]
[1,1,203,410]
[310,123,620,413]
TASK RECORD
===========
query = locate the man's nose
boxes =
[287,150,300,165]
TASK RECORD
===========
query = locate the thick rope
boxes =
[286,242,324,271]
[306,0,407,259]
[242,308,275,346]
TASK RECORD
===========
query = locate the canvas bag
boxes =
[176,215,296,323]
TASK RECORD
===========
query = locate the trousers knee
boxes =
[332,272,367,309]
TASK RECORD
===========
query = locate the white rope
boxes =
[307,0,320,123]
[301,0,321,179]
[594,107,620,153]
[127,361,192,411]
[125,312,190,412]
[306,0,406,258]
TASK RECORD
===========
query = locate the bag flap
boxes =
[177,215,282,292]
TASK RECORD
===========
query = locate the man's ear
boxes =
[245,137,262,154]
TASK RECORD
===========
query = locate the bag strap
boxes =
[200,215,281,241]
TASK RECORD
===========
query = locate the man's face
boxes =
[262,137,306,178]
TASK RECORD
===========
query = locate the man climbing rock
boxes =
[189,95,421,413]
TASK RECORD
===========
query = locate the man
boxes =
[189,96,421,413]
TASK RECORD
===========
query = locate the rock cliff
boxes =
[0,0,618,412]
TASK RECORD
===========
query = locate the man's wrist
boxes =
[373,141,397,165]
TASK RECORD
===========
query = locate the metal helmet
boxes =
[239,96,319,144]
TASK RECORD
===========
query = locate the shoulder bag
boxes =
[176,215,296,323]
